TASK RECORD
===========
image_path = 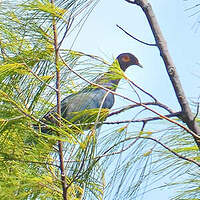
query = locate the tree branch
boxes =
[107,101,176,118]
[58,16,74,49]
[51,0,67,199]
[139,136,200,167]
[126,76,157,101]
[125,0,200,148]
[105,112,181,125]
[56,112,180,129]
[116,24,156,46]
[96,135,200,168]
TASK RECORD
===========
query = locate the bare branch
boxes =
[105,112,181,125]
[96,135,200,167]
[128,81,142,103]
[108,102,176,118]
[125,0,200,148]
[139,136,200,167]
[58,16,74,49]
[125,75,158,102]
[116,24,156,46]
[55,112,180,129]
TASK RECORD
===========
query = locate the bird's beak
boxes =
[137,63,143,68]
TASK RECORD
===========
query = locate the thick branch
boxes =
[125,0,200,148]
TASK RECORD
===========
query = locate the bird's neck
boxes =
[96,71,121,91]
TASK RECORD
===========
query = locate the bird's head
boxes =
[116,53,142,71]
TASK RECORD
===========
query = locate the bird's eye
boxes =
[121,55,130,63]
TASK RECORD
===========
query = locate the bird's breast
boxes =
[100,90,115,109]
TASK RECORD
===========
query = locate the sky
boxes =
[68,0,200,111]
[62,0,200,199]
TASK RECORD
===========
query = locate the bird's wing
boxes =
[61,88,114,117]
[42,88,114,123]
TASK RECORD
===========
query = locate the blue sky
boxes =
[66,0,200,110]
[63,0,200,199]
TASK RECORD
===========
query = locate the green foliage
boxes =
[0,0,105,199]
[0,112,61,199]
[21,0,68,19]
[0,1,199,200]
[107,59,126,80]
[64,108,109,128]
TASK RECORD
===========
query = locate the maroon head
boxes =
[116,53,142,71]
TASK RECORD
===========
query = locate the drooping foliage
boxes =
[0,1,199,200]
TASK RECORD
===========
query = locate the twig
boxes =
[108,102,176,118]
[116,24,156,46]
[139,136,200,167]
[58,16,74,49]
[27,67,57,92]
[125,75,157,102]
[51,112,180,129]
[96,135,200,168]
[106,112,180,124]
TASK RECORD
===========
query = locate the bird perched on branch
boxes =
[40,53,142,132]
